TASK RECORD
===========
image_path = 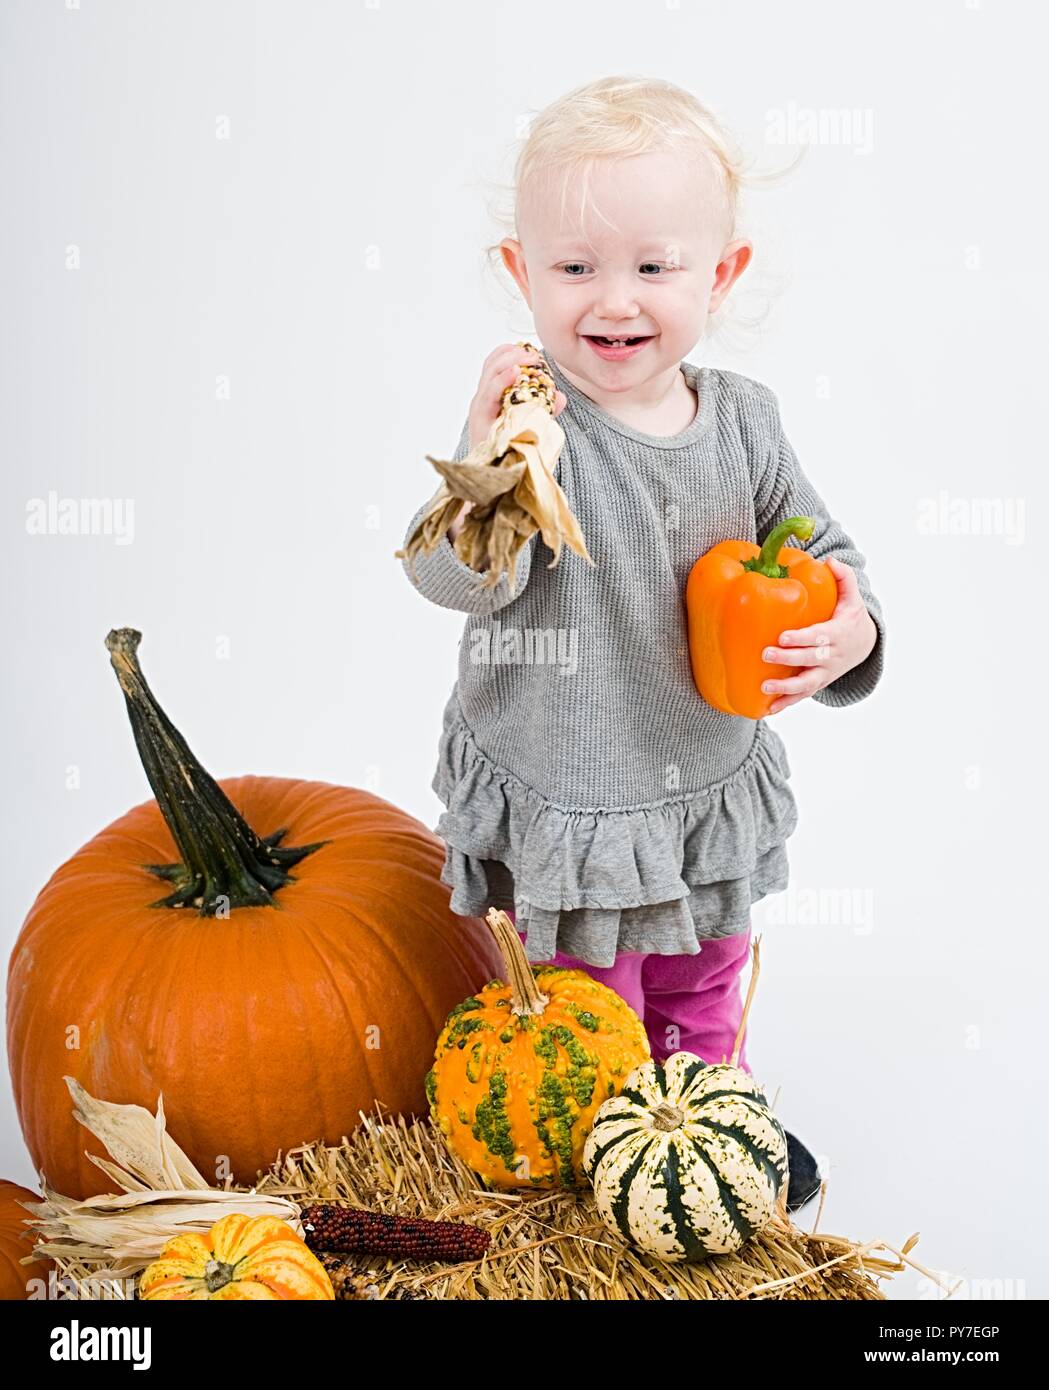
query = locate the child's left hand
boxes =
[759,557,878,714]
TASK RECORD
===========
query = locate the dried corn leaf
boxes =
[19,1077,300,1281]
[396,345,594,592]
[428,455,526,507]
[22,1187,300,1282]
[64,1076,210,1193]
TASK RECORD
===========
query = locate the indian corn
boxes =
[395,342,593,592]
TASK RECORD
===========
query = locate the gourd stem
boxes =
[203,1259,234,1292]
[743,515,815,579]
[650,1103,685,1132]
[485,908,549,1016]
[105,628,329,915]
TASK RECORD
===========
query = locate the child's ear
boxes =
[709,239,753,311]
[500,238,531,305]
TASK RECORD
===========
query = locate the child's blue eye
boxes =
[558,262,677,276]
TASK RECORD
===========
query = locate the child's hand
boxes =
[449,344,567,544]
[759,557,878,714]
[467,343,567,450]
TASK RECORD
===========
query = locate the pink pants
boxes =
[508,910,751,1075]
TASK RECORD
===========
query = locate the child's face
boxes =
[501,148,751,399]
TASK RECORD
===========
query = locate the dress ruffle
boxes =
[431,695,798,968]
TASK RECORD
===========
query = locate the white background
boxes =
[2,0,1045,1300]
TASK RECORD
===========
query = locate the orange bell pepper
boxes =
[686,516,838,720]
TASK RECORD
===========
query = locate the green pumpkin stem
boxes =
[105,627,329,915]
[741,515,816,579]
[485,908,549,1016]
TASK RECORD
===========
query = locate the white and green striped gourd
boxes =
[582,1050,788,1261]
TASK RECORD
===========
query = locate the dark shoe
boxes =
[784,1129,822,1212]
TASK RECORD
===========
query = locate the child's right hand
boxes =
[448,344,567,545]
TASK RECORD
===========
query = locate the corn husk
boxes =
[396,343,594,592]
[17,1078,300,1290]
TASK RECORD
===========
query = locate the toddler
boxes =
[400,76,885,1212]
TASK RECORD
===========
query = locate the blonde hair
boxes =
[481,75,801,347]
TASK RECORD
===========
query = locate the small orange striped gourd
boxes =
[138,1214,334,1300]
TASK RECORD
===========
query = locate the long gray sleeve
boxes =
[399,415,537,615]
[751,396,886,708]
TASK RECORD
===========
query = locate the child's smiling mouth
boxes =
[581,334,656,361]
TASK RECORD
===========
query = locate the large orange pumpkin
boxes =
[6,629,505,1200]
[0,1180,53,1300]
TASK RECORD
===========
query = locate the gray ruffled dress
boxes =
[400,354,886,968]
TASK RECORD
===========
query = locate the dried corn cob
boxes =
[315,1253,430,1300]
[301,1204,490,1264]
[315,1253,378,1300]
[395,342,594,592]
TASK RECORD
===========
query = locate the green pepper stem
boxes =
[743,516,815,579]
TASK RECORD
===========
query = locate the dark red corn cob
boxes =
[301,1203,490,1264]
